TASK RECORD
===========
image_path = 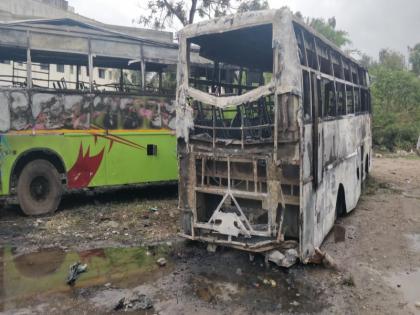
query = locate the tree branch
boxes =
[162,0,187,25]
[189,0,198,24]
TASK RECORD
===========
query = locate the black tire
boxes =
[17,159,63,216]
[335,186,346,219]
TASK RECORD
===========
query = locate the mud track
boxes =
[0,157,419,314]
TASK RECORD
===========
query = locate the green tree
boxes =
[138,0,269,30]
[237,0,269,12]
[307,17,351,48]
[378,49,406,71]
[409,43,420,76]
[370,65,420,151]
[358,53,376,69]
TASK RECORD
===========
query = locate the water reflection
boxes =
[0,245,171,312]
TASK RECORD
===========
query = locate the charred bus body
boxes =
[176,9,372,264]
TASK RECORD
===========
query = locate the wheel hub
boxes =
[30,176,50,201]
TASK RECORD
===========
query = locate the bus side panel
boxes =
[0,132,110,195]
[301,115,371,259]
[300,124,317,261]
[105,132,177,186]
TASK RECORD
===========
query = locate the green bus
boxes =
[0,90,177,215]
[0,18,180,215]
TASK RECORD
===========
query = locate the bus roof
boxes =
[178,8,365,70]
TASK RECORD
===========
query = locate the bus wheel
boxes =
[17,160,63,216]
[335,185,346,218]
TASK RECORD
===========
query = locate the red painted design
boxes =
[68,144,105,189]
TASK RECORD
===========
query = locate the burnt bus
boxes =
[176,9,371,265]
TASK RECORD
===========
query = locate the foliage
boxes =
[370,65,420,151]
[409,43,420,76]
[138,0,269,30]
[378,49,406,71]
[237,0,269,13]
[358,53,376,69]
[307,17,351,48]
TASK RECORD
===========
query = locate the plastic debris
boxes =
[66,262,88,286]
[156,257,167,267]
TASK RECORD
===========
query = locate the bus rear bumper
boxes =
[179,232,299,267]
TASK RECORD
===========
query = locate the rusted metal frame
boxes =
[300,66,367,90]
[241,106,245,149]
[193,78,254,92]
[182,233,277,249]
[299,28,309,67]
[300,28,313,120]
[313,36,323,121]
[313,37,321,73]
[212,106,216,150]
[354,66,362,113]
[194,222,271,237]
[3,23,178,49]
[339,56,348,114]
[195,187,267,200]
[47,64,51,89]
[253,160,258,193]
[78,66,84,90]
[201,169,267,183]
[349,63,356,114]
[158,70,163,93]
[273,47,280,162]
[194,124,273,130]
[26,31,32,89]
[227,156,232,190]
[201,156,206,186]
[141,59,146,91]
[88,39,94,92]
[12,61,15,85]
[194,153,268,163]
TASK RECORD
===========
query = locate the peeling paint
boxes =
[176,8,372,264]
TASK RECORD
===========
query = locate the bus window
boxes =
[322,79,336,118]
[302,70,311,122]
[361,89,369,112]
[336,83,346,116]
[346,85,354,114]
[317,77,323,118]
[354,88,361,113]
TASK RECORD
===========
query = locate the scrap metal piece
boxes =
[210,212,249,238]
[266,248,299,268]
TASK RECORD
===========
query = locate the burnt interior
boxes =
[179,21,302,248]
[188,24,275,146]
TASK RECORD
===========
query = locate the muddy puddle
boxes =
[0,244,331,314]
[0,244,173,314]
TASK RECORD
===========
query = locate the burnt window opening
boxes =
[191,95,275,143]
[187,24,275,144]
[188,24,273,96]
[320,78,336,118]
[336,83,346,116]
[346,85,355,114]
[354,88,361,113]
[302,70,312,122]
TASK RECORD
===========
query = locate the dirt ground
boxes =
[0,156,419,315]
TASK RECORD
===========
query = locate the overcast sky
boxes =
[68,0,420,59]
